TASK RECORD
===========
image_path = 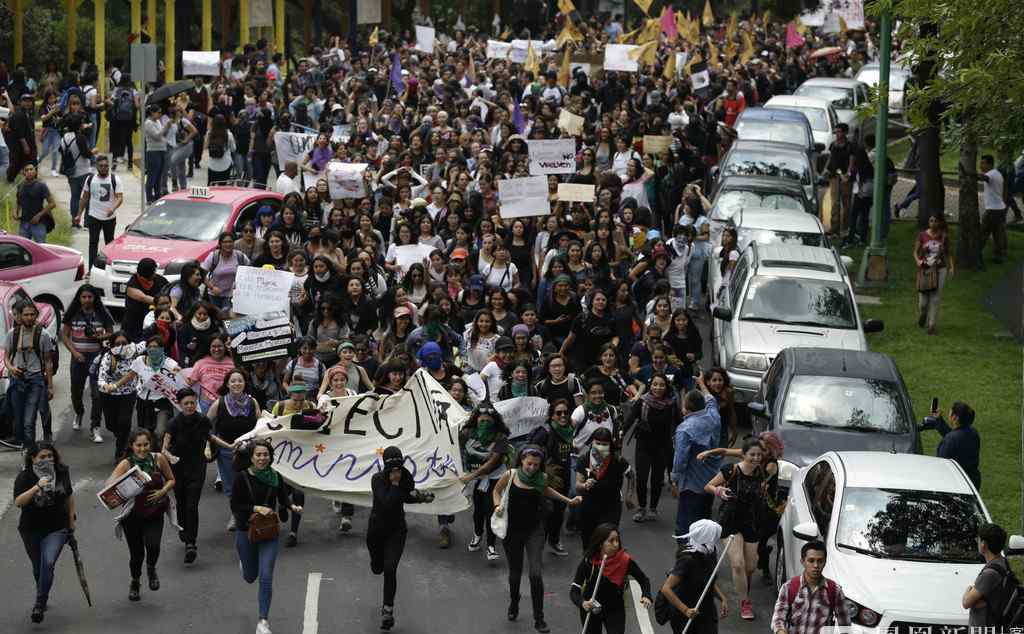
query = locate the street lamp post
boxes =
[858,10,892,286]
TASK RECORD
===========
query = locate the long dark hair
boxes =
[584,523,622,560]
[65,283,113,324]
[23,441,67,471]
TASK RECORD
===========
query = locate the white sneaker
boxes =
[91,429,104,443]
[50,169,58,177]
[338,517,352,533]
[72,414,83,431]
[256,619,272,634]
[468,534,482,552]
[486,546,499,562]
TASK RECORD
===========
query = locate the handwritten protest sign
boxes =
[134,359,188,409]
[557,109,585,136]
[495,397,550,441]
[643,135,673,155]
[510,39,546,64]
[246,370,471,514]
[528,139,576,175]
[486,40,512,60]
[498,175,550,218]
[232,266,295,316]
[225,311,294,364]
[394,244,435,278]
[182,51,221,77]
[557,183,596,203]
[273,131,318,171]
[327,162,369,199]
[415,25,436,53]
[604,44,640,72]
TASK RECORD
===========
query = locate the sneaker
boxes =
[129,578,141,602]
[256,618,272,634]
[439,526,451,549]
[468,534,482,552]
[632,508,648,523]
[381,605,395,631]
[92,428,104,443]
[184,545,197,564]
[214,479,223,492]
[72,414,83,430]
[286,532,298,548]
[339,517,352,533]
[740,598,755,620]
[50,169,59,178]
[534,619,550,633]
[226,516,237,532]
[486,546,499,562]
[31,605,44,623]
[549,542,568,557]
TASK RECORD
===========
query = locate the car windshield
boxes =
[129,199,233,241]
[736,120,809,146]
[768,105,828,131]
[711,190,806,221]
[740,276,856,329]
[835,487,985,562]
[796,85,855,109]
[721,151,811,185]
[781,376,910,433]
[738,227,824,250]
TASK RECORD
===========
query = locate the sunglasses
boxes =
[553,409,568,416]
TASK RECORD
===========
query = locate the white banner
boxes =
[557,183,595,203]
[357,0,382,24]
[394,243,435,276]
[248,370,471,514]
[415,25,436,54]
[182,51,221,77]
[824,0,865,31]
[486,40,512,60]
[249,0,274,27]
[509,39,546,64]
[604,44,639,72]
[528,139,576,175]
[327,162,369,199]
[232,266,295,316]
[273,131,318,171]
[494,397,549,441]
[498,175,550,218]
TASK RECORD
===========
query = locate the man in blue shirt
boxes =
[670,372,722,536]
[922,401,981,489]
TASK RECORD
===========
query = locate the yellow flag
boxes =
[739,31,754,65]
[663,50,677,79]
[726,13,737,40]
[499,28,511,41]
[558,47,572,88]
[620,24,643,43]
[556,20,584,48]
[725,39,737,62]
[763,10,771,32]
[750,13,758,30]
[702,0,714,27]
[558,0,576,15]
[633,0,653,16]
[628,40,658,66]
[707,37,721,70]
[637,17,661,44]
[685,52,702,75]
[369,26,379,47]
[524,40,540,75]
[839,15,849,33]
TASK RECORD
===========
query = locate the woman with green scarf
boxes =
[458,403,512,562]
[231,439,302,634]
[496,360,537,400]
[491,444,582,633]
[107,429,176,601]
[543,399,576,556]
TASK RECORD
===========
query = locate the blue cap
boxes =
[258,205,275,215]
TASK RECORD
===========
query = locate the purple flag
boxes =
[389,52,405,95]
[512,98,525,134]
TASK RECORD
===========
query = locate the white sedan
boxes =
[0,231,85,324]
[775,451,1023,632]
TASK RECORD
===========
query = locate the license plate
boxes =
[113,282,127,297]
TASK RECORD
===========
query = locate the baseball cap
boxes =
[496,336,515,352]
[468,274,485,291]
[394,305,413,319]
[450,247,469,261]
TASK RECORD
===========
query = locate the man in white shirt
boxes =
[978,154,1008,264]
[275,161,302,195]
[77,154,123,269]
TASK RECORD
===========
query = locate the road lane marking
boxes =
[302,572,323,634]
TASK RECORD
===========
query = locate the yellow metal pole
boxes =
[202,0,212,50]
[13,0,23,66]
[240,0,250,48]
[147,0,156,42]
[131,0,141,170]
[67,0,78,69]
[275,0,285,70]
[95,0,107,152]
[165,0,175,82]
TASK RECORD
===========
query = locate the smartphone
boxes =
[930,397,939,413]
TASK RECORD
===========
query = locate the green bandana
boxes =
[584,401,610,417]
[511,380,529,398]
[250,466,280,488]
[516,467,547,494]
[476,419,496,446]
[551,420,574,446]
[128,453,156,475]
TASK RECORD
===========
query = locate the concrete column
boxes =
[202,0,212,50]
[240,0,250,47]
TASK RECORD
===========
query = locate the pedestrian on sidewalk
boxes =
[108,74,139,171]
[770,541,850,634]
[14,163,56,243]
[570,523,654,634]
[231,438,302,634]
[96,331,139,462]
[366,446,435,631]
[62,284,115,442]
[60,113,94,227]
[962,522,1014,627]
[914,214,954,335]
[13,442,75,624]
[206,114,236,185]
[76,155,123,268]
[206,368,260,527]
[7,92,37,182]
[39,90,63,176]
[108,429,175,602]
[143,104,171,203]
[165,101,198,193]
[978,154,1009,264]
[4,300,55,451]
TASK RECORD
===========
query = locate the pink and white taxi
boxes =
[90,186,283,308]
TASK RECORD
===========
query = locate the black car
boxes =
[748,347,921,467]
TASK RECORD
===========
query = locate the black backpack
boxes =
[59,134,81,177]
[989,561,1024,626]
[113,89,135,123]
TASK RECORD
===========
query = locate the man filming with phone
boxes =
[920,399,981,490]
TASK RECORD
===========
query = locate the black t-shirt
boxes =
[540,296,580,341]
[14,467,73,534]
[576,455,630,509]
[124,274,168,339]
[165,413,214,472]
[668,552,718,625]
[569,311,616,369]
[17,180,50,218]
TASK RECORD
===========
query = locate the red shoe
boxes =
[740,598,755,620]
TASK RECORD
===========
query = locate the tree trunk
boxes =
[915,22,945,229]
[957,140,983,270]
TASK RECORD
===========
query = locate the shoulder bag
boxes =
[244,473,281,544]
[490,471,513,540]
[916,265,939,292]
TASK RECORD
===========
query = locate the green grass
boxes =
[849,222,1022,539]
[888,137,996,175]
[0,180,73,247]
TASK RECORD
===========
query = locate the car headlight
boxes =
[730,352,768,372]
[162,260,191,277]
[93,251,107,270]
[844,599,881,627]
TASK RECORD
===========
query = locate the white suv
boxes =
[711,243,883,403]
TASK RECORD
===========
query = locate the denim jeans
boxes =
[68,173,88,222]
[686,256,707,311]
[69,350,101,429]
[145,150,166,203]
[215,447,236,497]
[19,221,46,243]
[674,489,713,537]
[167,144,191,191]
[19,528,68,608]
[40,128,61,172]
[10,374,46,449]
[236,531,279,619]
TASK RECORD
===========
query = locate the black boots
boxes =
[148,566,160,590]
[129,578,141,601]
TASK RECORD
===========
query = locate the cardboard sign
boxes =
[273,131,318,171]
[557,183,596,203]
[495,397,550,441]
[232,266,296,316]
[486,40,512,60]
[604,44,640,72]
[498,175,550,218]
[415,25,436,54]
[394,243,435,277]
[557,109,585,136]
[643,135,673,155]
[327,162,369,199]
[528,139,576,175]
[225,311,294,364]
[182,50,221,77]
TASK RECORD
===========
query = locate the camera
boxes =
[83,323,96,338]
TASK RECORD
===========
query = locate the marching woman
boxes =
[108,429,175,602]
[622,373,680,523]
[14,442,74,623]
[575,427,635,549]
[231,439,303,634]
[570,523,653,634]
[542,399,576,556]
[660,519,729,634]
[491,444,582,633]
[458,402,512,563]
[206,369,260,529]
[366,446,435,631]
[97,331,140,462]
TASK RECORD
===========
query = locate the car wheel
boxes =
[774,531,787,591]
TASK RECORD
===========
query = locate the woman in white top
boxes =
[610,135,640,179]
[481,242,519,291]
[205,114,236,185]
[380,165,429,200]
[416,215,445,251]
[620,158,652,209]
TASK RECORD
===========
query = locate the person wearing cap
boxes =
[378,305,415,363]
[479,335,515,399]
[7,91,36,182]
[366,446,435,630]
[329,340,375,395]
[123,258,169,341]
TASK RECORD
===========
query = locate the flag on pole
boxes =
[739,31,755,65]
[389,52,405,95]
[558,0,576,14]
[663,49,677,79]
[707,37,721,70]
[524,40,540,75]
[726,13,738,40]
[637,17,661,44]
[558,47,572,88]
[702,0,714,27]
[628,40,659,66]
[557,20,584,48]
[660,6,678,41]
[785,21,805,49]
[684,52,702,75]
[633,0,653,16]
[369,26,379,47]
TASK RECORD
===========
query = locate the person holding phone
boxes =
[920,400,981,490]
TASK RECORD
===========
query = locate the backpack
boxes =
[784,575,838,627]
[208,136,226,159]
[988,561,1024,626]
[59,134,81,177]
[114,89,135,123]
[8,324,43,366]
[284,357,325,392]
[84,173,119,199]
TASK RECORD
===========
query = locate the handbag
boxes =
[916,265,939,292]
[244,473,280,544]
[490,472,513,540]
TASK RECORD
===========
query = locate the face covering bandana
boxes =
[147,348,165,368]
[32,458,57,506]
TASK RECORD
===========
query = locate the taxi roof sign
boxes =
[188,186,213,199]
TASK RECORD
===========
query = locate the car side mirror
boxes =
[793,521,820,542]
[712,306,733,321]
[748,401,767,415]
[1007,534,1024,556]
[813,142,826,152]
[863,318,884,333]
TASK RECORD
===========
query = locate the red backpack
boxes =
[785,575,839,626]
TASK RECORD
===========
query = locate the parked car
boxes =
[714,140,820,214]
[89,186,284,309]
[710,243,883,403]
[0,281,60,438]
[735,107,824,169]
[856,61,912,120]
[0,231,85,325]
[776,451,1024,632]
[748,347,919,468]
[794,77,873,143]
[764,95,841,164]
